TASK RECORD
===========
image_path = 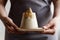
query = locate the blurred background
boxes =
[0,0,60,40]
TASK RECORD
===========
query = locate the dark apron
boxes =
[5,0,56,40]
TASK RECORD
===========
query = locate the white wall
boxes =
[0,0,60,40]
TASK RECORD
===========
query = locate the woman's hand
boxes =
[1,16,26,34]
[1,16,19,33]
[43,17,59,30]
[37,28,55,35]
[42,16,60,34]
[37,17,60,35]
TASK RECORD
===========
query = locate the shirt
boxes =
[5,0,53,40]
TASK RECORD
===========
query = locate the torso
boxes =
[9,0,52,27]
[6,0,54,40]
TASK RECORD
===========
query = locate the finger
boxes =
[10,21,19,29]
[10,22,20,31]
[4,17,19,30]
[43,21,54,29]
[5,24,15,33]
[6,22,26,34]
[5,19,19,31]
[2,17,19,33]
[44,29,55,34]
[4,21,16,32]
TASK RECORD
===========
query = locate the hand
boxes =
[1,17,26,34]
[37,17,60,34]
[43,17,58,30]
[37,28,55,35]
[42,29,55,35]
[42,17,59,34]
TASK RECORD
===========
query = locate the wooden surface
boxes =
[18,28,44,31]
[18,28,55,35]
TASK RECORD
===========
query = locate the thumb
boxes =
[43,20,54,29]
[11,22,19,31]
